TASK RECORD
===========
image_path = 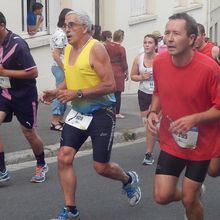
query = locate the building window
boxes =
[129,0,156,26]
[130,0,147,17]
[174,0,187,7]
[21,0,49,36]
[130,0,155,17]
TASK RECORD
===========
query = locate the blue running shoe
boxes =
[0,169,10,182]
[122,171,141,206]
[51,206,80,220]
[30,163,49,183]
[142,152,154,165]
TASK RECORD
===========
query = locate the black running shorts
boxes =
[61,107,116,163]
[0,94,38,129]
[155,150,210,183]
[138,90,152,112]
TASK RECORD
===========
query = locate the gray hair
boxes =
[66,10,93,33]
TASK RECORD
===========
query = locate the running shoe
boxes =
[0,169,10,182]
[122,171,141,206]
[51,206,80,220]
[142,152,154,165]
[30,163,49,183]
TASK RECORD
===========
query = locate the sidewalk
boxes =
[3,94,146,165]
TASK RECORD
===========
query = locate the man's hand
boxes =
[38,15,44,24]
[168,115,196,135]
[40,89,58,104]
[147,111,160,134]
[56,89,76,103]
[142,72,152,80]
[0,64,5,76]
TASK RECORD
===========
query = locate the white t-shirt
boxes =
[50,27,68,66]
[138,52,154,94]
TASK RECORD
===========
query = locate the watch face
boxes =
[77,90,83,98]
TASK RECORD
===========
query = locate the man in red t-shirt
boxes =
[194,23,220,178]
[195,23,220,64]
[148,13,220,220]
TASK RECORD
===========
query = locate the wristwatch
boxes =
[76,90,83,99]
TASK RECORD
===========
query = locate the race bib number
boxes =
[0,76,11,88]
[172,127,198,149]
[145,75,154,92]
[65,109,93,130]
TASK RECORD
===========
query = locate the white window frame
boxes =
[129,0,157,26]
[174,0,202,13]
[188,0,202,4]
[174,0,181,7]
[130,0,147,17]
[174,0,187,7]
[22,0,49,38]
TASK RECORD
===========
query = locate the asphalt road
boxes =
[0,94,143,154]
[1,140,220,220]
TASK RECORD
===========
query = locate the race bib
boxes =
[65,109,93,130]
[172,127,198,149]
[145,75,154,92]
[0,76,11,88]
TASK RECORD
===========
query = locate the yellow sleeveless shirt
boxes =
[64,38,115,114]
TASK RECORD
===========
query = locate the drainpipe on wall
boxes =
[206,0,210,37]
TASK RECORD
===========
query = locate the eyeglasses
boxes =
[63,22,82,29]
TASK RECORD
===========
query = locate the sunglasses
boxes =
[63,22,83,29]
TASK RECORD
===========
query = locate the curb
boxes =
[6,127,146,165]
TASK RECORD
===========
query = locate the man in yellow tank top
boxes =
[42,10,141,220]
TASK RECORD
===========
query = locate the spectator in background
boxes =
[195,23,220,64]
[92,24,102,41]
[130,34,158,165]
[27,2,44,35]
[101,30,112,44]
[49,8,72,131]
[105,29,128,119]
[152,30,167,54]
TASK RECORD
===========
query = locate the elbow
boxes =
[31,68,38,78]
[105,82,116,94]
[34,72,38,78]
[110,81,116,93]
[33,69,38,78]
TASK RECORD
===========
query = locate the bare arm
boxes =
[56,42,116,103]
[212,46,220,64]
[169,107,220,134]
[41,79,67,104]
[28,15,44,35]
[0,65,38,79]
[147,95,161,133]
[130,54,153,81]
[52,48,64,70]
[130,55,143,82]
[83,42,116,96]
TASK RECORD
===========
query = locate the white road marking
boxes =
[8,138,145,172]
